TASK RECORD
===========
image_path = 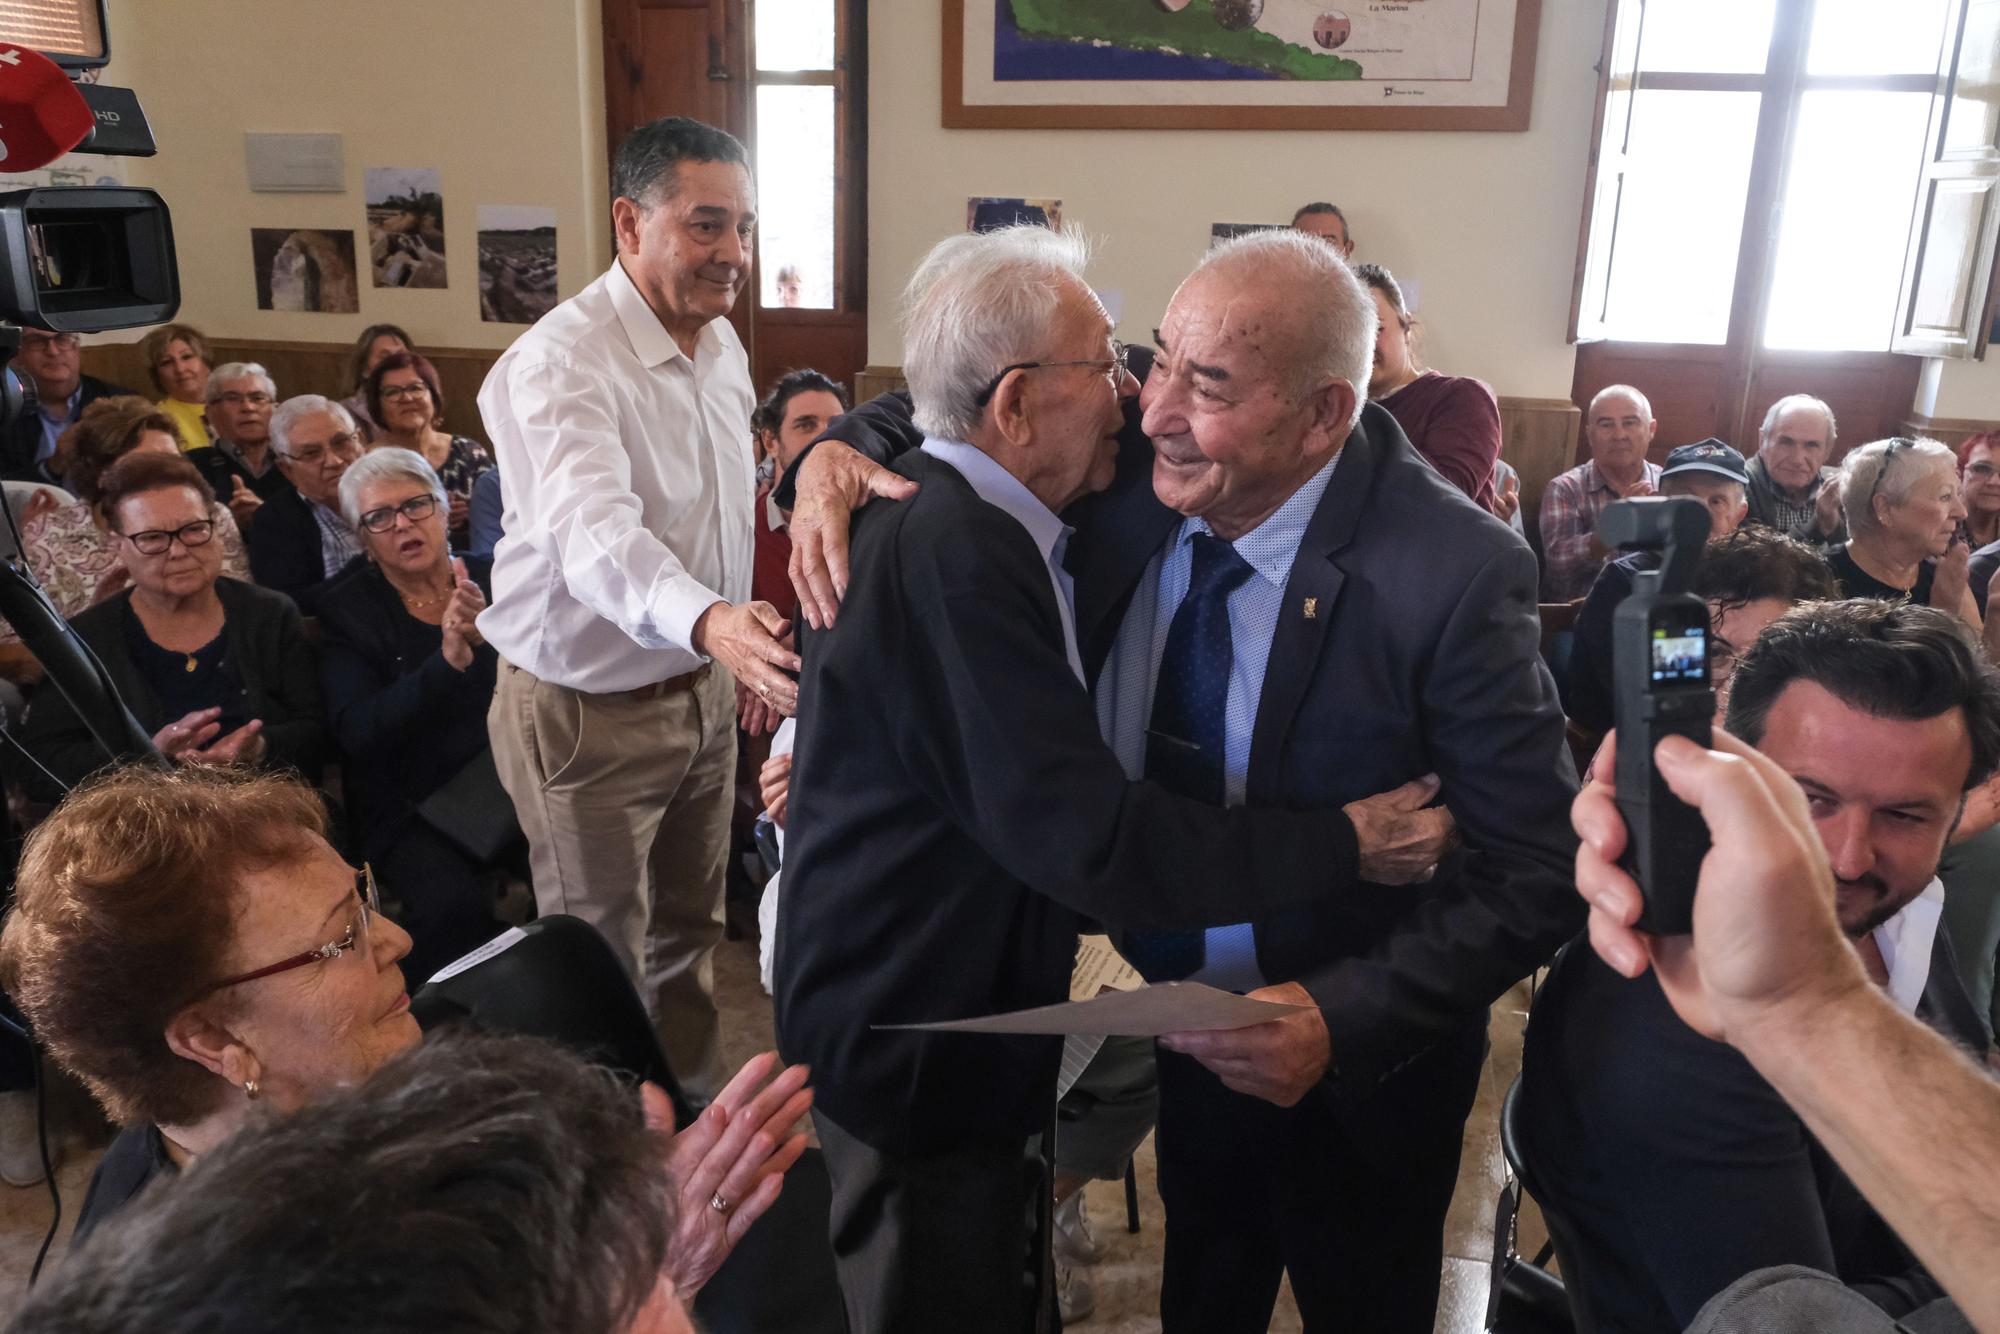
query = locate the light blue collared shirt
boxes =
[36,385,81,465]
[920,438,1083,682]
[1095,452,1343,990]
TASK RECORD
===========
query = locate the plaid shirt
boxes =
[309,499,363,579]
[1538,458,1662,602]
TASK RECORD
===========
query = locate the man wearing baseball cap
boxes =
[1563,440,1756,734]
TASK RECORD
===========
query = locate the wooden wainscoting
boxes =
[82,339,505,443]
[1903,413,2000,451]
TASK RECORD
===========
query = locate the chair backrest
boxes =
[411,914,691,1127]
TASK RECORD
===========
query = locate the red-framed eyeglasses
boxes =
[192,865,380,999]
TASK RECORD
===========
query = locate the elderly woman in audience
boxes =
[318,448,506,984]
[18,453,322,795]
[10,396,248,639]
[0,764,812,1290]
[1957,431,2000,551]
[1830,437,1980,630]
[339,322,414,440]
[1353,262,1506,514]
[363,351,492,548]
[138,323,213,452]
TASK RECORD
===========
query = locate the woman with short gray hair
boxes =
[1830,437,1980,629]
[319,447,508,983]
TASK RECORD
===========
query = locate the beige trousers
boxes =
[489,658,735,1100]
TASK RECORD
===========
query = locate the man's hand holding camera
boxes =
[1573,727,1867,1048]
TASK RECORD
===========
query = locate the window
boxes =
[752,0,842,310]
[1573,0,1952,351]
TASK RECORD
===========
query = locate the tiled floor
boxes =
[0,937,1549,1332]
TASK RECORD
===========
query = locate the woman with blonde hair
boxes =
[138,323,214,452]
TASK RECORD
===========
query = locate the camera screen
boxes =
[1649,624,1707,685]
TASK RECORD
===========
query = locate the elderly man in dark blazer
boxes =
[247,396,366,615]
[786,229,1580,1333]
[775,226,1469,1334]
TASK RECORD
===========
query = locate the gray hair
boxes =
[203,361,275,404]
[1840,436,1957,539]
[902,225,1094,442]
[1759,393,1837,450]
[337,446,445,527]
[269,394,356,458]
[1191,228,1375,424]
[7,1032,675,1334]
[1588,383,1655,423]
[612,115,748,210]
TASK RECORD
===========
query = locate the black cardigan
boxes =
[315,558,497,849]
[19,578,326,798]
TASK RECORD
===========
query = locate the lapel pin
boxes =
[1303,597,1318,620]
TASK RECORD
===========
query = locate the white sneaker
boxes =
[1053,1191,1106,1265]
[0,1088,55,1188]
[1056,1259,1097,1326]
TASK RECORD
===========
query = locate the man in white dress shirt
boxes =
[477,117,805,1098]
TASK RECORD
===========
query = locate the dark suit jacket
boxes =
[793,381,1582,1104]
[0,374,136,483]
[775,450,1375,1156]
[247,485,361,616]
[19,578,326,797]
[1520,932,1984,1332]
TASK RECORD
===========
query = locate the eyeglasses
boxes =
[380,382,432,403]
[213,391,273,409]
[116,519,215,556]
[1967,462,1997,480]
[281,432,363,469]
[358,493,441,533]
[19,333,78,354]
[972,346,1132,408]
[1864,437,1914,517]
[194,866,380,998]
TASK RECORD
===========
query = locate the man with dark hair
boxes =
[752,369,848,624]
[1290,201,1354,257]
[1520,599,2000,1332]
[8,1031,693,1334]
[1564,440,1761,733]
[479,115,809,1101]
[1,327,135,484]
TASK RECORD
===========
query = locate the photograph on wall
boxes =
[250,228,361,314]
[946,0,1541,131]
[1209,221,1282,248]
[477,205,557,325]
[967,196,1063,233]
[365,166,447,289]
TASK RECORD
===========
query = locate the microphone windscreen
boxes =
[0,46,93,172]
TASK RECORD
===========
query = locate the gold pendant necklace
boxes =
[184,654,197,673]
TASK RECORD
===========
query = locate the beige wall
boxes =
[102,0,609,351]
[865,0,1609,399]
[1929,355,2000,423]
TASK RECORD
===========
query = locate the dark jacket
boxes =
[776,451,1383,1154]
[777,390,1580,1154]
[788,383,1582,1097]
[19,578,326,797]
[0,374,136,483]
[185,444,292,508]
[316,557,497,851]
[1520,933,1984,1331]
[246,485,361,617]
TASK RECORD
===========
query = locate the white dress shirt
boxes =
[1873,877,1944,1016]
[476,259,756,692]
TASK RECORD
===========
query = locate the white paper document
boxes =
[881,981,1306,1038]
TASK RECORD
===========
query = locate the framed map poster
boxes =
[944,0,1542,131]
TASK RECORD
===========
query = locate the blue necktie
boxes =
[1123,532,1256,982]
